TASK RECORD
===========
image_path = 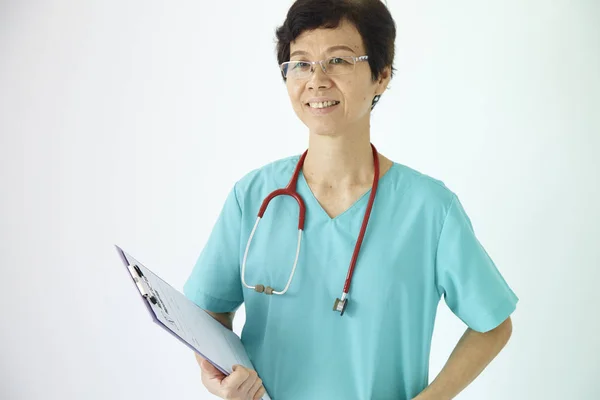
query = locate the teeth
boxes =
[309,101,339,109]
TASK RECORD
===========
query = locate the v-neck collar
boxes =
[297,164,395,222]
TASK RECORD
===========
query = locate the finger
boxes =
[220,365,250,392]
[250,378,266,400]
[236,368,259,394]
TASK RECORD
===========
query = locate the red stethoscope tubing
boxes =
[343,144,379,296]
[257,143,380,297]
[257,150,308,230]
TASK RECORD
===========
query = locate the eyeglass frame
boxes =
[280,55,369,79]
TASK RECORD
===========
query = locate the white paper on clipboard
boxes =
[115,245,271,400]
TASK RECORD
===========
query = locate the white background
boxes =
[1,0,599,399]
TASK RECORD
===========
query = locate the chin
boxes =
[309,127,342,137]
[306,120,347,137]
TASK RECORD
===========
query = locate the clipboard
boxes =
[115,245,271,400]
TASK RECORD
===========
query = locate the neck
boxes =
[302,132,375,187]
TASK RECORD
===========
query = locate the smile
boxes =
[307,100,340,109]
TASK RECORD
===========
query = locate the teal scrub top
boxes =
[183,155,518,400]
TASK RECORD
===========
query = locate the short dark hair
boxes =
[275,0,396,109]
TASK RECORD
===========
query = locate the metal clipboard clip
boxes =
[127,264,158,305]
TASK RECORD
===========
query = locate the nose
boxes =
[307,62,332,90]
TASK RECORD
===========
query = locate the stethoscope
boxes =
[241,144,380,316]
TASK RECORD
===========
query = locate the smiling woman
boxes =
[183,1,519,399]
[276,0,396,140]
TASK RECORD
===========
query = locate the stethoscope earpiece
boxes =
[254,284,275,295]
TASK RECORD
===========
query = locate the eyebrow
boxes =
[290,45,357,58]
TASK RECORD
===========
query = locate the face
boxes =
[285,19,391,137]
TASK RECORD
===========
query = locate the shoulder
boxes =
[385,161,457,215]
[231,155,301,206]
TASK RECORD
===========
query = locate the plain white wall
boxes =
[1,0,598,399]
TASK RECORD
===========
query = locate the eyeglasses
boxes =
[280,55,369,79]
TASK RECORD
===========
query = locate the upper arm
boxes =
[435,194,519,333]
[183,185,245,313]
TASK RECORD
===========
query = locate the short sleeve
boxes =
[435,194,518,332]
[183,185,244,313]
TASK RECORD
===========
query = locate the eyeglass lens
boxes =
[283,57,356,78]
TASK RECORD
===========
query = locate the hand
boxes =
[199,357,266,400]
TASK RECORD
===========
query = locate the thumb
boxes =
[200,360,222,378]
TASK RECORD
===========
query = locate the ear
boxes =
[375,66,392,96]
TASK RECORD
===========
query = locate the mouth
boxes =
[305,100,341,109]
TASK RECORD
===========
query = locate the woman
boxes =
[184,0,518,399]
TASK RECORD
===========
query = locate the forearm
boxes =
[414,317,513,400]
[207,310,235,330]
[194,311,235,367]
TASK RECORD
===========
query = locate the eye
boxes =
[292,61,311,70]
[329,57,351,65]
